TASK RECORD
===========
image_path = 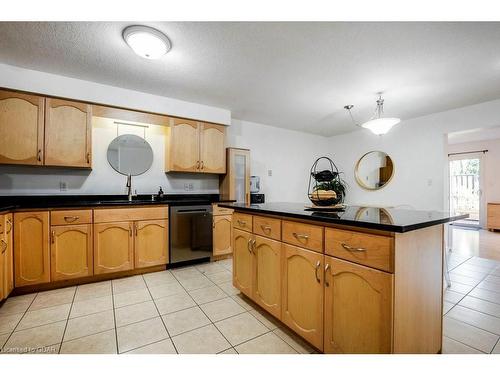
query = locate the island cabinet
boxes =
[165,117,226,174]
[14,211,51,287]
[230,209,445,354]
[50,210,93,281]
[0,89,92,168]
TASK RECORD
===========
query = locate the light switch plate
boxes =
[59,181,67,191]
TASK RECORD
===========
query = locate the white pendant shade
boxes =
[361,117,400,135]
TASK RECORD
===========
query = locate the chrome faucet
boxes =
[126,174,133,202]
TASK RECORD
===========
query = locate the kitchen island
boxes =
[218,202,467,354]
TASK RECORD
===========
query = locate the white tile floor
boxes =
[1,252,500,354]
[0,258,315,354]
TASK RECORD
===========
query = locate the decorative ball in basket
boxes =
[308,157,346,207]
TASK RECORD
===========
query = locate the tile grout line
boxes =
[57,287,77,354]
[443,314,500,351]
[0,292,39,353]
[110,279,119,354]
[443,335,487,354]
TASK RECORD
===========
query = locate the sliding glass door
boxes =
[449,155,482,227]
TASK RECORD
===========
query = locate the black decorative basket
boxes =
[308,157,346,206]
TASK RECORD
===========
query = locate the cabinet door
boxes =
[2,214,14,297]
[0,90,44,165]
[14,211,50,286]
[199,123,226,174]
[282,244,324,350]
[134,219,169,268]
[253,236,282,319]
[233,229,253,296]
[50,224,93,281]
[213,215,232,256]
[94,222,134,274]
[0,214,4,300]
[324,256,393,354]
[166,118,200,172]
[45,98,92,168]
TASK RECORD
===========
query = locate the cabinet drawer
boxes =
[233,212,253,232]
[94,206,168,223]
[213,204,234,216]
[51,209,93,226]
[282,220,323,253]
[253,215,281,241]
[325,228,393,272]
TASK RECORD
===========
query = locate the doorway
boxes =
[448,155,482,228]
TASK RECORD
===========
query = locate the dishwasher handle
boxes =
[176,208,209,214]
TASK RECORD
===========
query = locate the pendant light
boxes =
[344,94,400,135]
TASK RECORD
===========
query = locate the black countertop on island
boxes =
[218,202,468,233]
[0,194,233,212]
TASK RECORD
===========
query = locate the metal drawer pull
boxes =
[315,260,321,283]
[260,225,272,233]
[237,220,247,226]
[324,264,330,287]
[293,232,309,240]
[247,238,252,253]
[341,243,366,252]
[0,239,7,254]
[64,216,80,223]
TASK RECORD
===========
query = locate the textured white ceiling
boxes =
[1,22,500,136]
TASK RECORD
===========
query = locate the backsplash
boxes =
[0,117,220,196]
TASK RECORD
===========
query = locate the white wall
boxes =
[325,98,500,211]
[227,119,331,203]
[447,138,500,227]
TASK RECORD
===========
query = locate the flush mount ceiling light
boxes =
[123,25,171,60]
[344,94,401,135]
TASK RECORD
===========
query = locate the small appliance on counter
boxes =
[249,175,265,203]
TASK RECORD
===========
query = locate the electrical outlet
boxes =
[59,181,67,192]
[268,170,273,177]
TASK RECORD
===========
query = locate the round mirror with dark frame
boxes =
[107,134,154,176]
[355,151,394,190]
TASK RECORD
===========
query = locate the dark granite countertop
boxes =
[218,202,468,233]
[0,194,234,212]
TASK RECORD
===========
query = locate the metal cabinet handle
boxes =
[51,230,55,244]
[129,226,133,237]
[0,239,7,254]
[37,149,42,162]
[64,216,79,223]
[251,239,256,253]
[247,238,252,253]
[324,263,330,287]
[196,161,200,170]
[134,223,138,236]
[6,218,12,234]
[341,243,366,252]
[260,225,272,233]
[200,161,204,170]
[237,220,247,226]
[86,152,90,164]
[315,260,321,283]
[293,232,309,240]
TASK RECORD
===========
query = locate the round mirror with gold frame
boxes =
[355,151,394,190]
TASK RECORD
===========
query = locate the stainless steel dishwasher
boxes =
[170,204,213,266]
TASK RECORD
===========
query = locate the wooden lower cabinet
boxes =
[94,222,134,275]
[213,215,232,256]
[1,213,14,299]
[134,219,169,268]
[14,211,50,287]
[50,224,93,281]
[282,244,324,350]
[233,229,253,296]
[253,236,281,319]
[323,256,393,353]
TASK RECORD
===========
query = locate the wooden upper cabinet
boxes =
[0,90,45,165]
[14,211,50,287]
[324,256,393,354]
[166,118,200,172]
[199,123,226,173]
[213,215,233,256]
[44,98,92,168]
[166,117,227,174]
[50,224,93,281]
[134,219,169,268]
[253,236,282,319]
[282,244,324,350]
[94,222,134,275]
[233,228,253,296]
